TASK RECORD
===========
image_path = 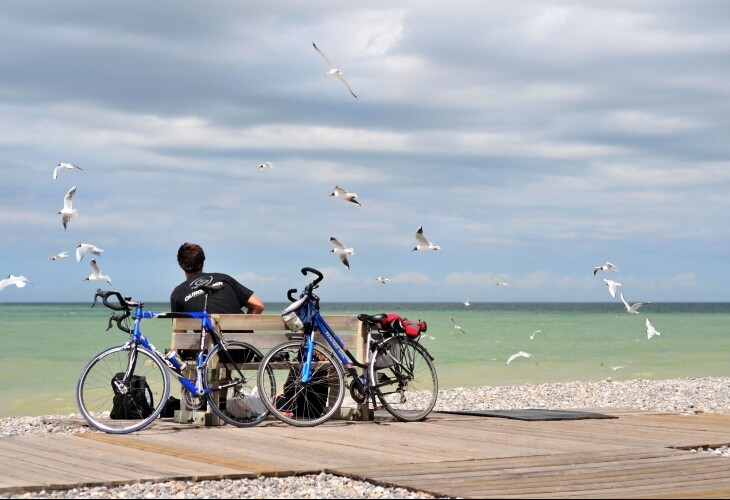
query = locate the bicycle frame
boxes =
[125,305,219,397]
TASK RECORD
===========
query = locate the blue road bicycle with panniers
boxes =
[76,287,274,434]
[256,267,438,427]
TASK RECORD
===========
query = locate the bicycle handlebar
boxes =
[286,267,325,302]
[92,289,132,334]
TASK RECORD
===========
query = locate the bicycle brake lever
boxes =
[106,314,115,331]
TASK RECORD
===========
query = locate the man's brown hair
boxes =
[177,242,205,274]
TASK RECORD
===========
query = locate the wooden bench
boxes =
[171,313,371,425]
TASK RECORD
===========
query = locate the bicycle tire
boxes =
[257,340,345,427]
[76,345,170,434]
[369,336,438,422]
[204,340,273,427]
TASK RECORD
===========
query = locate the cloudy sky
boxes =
[2,1,729,304]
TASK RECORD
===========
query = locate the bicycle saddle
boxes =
[357,313,387,325]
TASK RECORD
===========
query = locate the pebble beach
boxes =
[2,377,729,499]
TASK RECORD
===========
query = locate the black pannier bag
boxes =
[110,372,154,420]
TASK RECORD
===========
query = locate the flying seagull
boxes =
[450,317,467,334]
[645,318,661,339]
[601,362,625,371]
[376,276,390,284]
[84,259,111,285]
[48,251,69,261]
[312,42,357,98]
[620,292,650,314]
[0,275,32,292]
[506,351,539,365]
[53,162,84,180]
[593,262,620,276]
[330,186,361,206]
[58,185,77,230]
[494,277,510,286]
[329,237,354,269]
[529,330,541,340]
[603,279,621,298]
[463,298,470,307]
[76,243,104,262]
[258,162,274,173]
[412,226,441,252]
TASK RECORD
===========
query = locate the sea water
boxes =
[1,302,728,418]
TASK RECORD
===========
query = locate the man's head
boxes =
[177,242,205,274]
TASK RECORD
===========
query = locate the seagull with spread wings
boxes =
[258,162,274,173]
[603,279,621,298]
[620,292,650,314]
[593,261,620,276]
[412,226,441,252]
[76,243,104,262]
[48,251,69,261]
[329,237,354,269]
[58,185,77,230]
[450,317,467,334]
[506,351,539,365]
[84,259,111,285]
[0,275,32,292]
[330,186,361,206]
[313,42,358,98]
[646,318,661,339]
[53,162,84,180]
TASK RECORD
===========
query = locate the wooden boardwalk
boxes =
[2,409,730,498]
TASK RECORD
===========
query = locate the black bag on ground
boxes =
[278,350,330,418]
[110,373,154,420]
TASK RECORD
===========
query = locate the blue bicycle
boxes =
[256,267,438,427]
[76,287,273,434]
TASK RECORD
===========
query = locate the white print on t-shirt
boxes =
[184,280,225,303]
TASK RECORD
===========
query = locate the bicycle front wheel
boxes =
[370,336,438,422]
[257,340,346,427]
[204,340,272,427]
[76,345,170,434]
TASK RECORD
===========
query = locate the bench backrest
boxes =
[171,314,366,360]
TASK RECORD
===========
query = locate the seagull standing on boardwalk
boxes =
[0,275,32,292]
[412,226,441,252]
[76,243,104,262]
[58,185,77,230]
[53,162,84,180]
[329,237,354,269]
[603,279,621,298]
[620,292,650,314]
[313,42,358,98]
[330,186,361,206]
[506,351,539,365]
[593,262,620,276]
[84,259,111,285]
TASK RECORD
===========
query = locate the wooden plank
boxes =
[172,314,359,332]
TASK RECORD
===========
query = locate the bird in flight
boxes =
[645,318,661,339]
[0,275,32,292]
[620,292,650,314]
[463,298,470,307]
[329,237,354,269]
[603,279,621,298]
[258,162,274,173]
[376,276,390,284]
[450,317,467,334]
[601,362,625,371]
[529,330,541,340]
[506,351,539,365]
[53,162,84,180]
[312,42,357,98]
[413,226,441,251]
[58,185,77,230]
[494,277,509,286]
[330,186,361,206]
[48,251,69,261]
[76,243,104,262]
[593,262,620,276]
[84,259,112,285]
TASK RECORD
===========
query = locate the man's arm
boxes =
[245,293,265,314]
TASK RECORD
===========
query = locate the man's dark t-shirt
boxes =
[170,272,254,313]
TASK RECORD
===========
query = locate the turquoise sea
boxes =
[1,302,729,418]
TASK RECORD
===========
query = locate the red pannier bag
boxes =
[380,313,427,338]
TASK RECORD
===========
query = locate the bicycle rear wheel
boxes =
[204,340,272,427]
[370,336,438,422]
[257,340,345,427]
[76,345,170,434]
